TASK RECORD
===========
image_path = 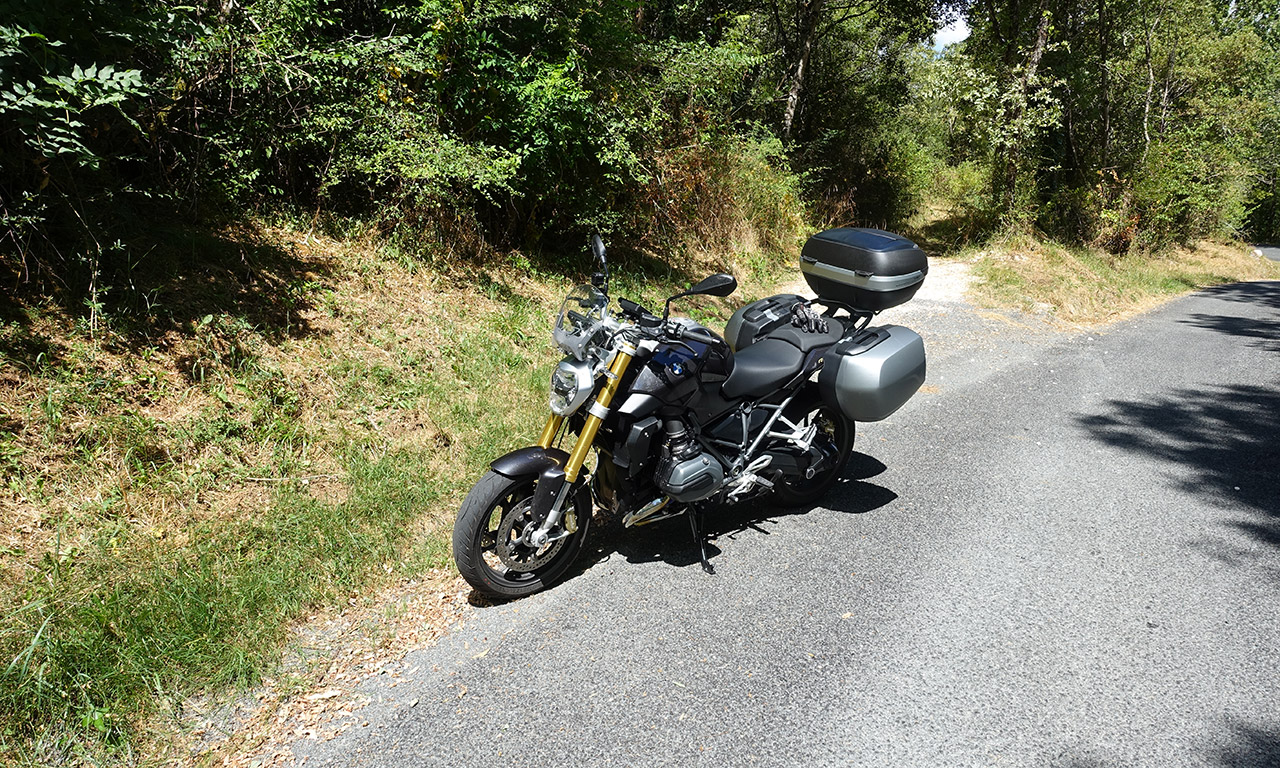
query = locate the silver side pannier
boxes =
[818,325,926,422]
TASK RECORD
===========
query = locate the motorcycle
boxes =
[453,228,930,599]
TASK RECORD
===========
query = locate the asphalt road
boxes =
[295,281,1280,768]
[1255,245,1280,262]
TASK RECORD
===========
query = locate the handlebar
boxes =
[618,297,662,328]
[676,327,724,348]
[614,298,727,351]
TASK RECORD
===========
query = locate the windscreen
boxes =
[553,284,609,360]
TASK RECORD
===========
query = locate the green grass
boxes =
[0,251,443,758]
[0,447,440,750]
[0,216,806,763]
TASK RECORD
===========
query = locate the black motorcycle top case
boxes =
[800,228,928,311]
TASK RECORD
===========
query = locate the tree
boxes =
[759,0,952,140]
[948,0,1280,246]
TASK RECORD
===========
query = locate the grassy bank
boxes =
[0,218,796,763]
[965,233,1280,325]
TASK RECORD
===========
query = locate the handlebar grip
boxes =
[619,297,661,327]
[618,297,643,315]
[681,329,724,347]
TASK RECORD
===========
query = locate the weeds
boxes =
[969,233,1280,324]
[0,216,799,762]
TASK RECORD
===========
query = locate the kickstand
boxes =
[688,506,715,574]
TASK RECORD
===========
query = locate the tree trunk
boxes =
[1001,2,1052,213]
[1098,0,1111,166]
[1141,5,1158,161]
[782,0,826,141]
[1158,39,1179,138]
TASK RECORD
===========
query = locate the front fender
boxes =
[489,446,593,532]
[490,446,569,480]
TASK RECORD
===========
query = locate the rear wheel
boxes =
[772,395,854,507]
[453,471,591,599]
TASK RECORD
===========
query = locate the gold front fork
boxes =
[536,415,564,449]
[560,345,636,484]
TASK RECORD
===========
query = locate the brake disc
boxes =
[494,499,567,573]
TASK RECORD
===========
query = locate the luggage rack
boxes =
[807,296,875,338]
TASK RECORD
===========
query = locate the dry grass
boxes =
[0,222,560,573]
[138,568,474,768]
[151,229,803,768]
[967,234,1280,326]
[0,219,556,763]
[0,215,802,765]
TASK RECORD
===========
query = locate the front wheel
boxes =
[452,470,591,599]
[772,395,854,507]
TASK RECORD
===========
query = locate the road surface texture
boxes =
[1255,245,1280,262]
[294,280,1280,768]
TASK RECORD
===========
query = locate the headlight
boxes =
[549,358,594,416]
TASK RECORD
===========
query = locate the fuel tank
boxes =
[624,325,732,412]
[610,326,732,482]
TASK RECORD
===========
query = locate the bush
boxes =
[1131,134,1251,248]
[0,3,186,299]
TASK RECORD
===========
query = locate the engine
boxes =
[654,421,724,502]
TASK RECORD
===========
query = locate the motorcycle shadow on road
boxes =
[567,451,899,576]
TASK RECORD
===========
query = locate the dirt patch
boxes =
[913,259,976,304]
[166,571,474,768]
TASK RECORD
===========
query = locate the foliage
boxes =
[759,1,952,226]
[3,0,1279,297]
[0,1,184,300]
[935,0,1280,247]
[3,0,830,292]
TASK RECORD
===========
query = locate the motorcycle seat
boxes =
[721,338,805,400]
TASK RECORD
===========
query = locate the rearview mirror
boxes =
[664,272,738,319]
[687,273,737,297]
[590,234,609,293]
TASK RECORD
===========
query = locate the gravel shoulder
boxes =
[784,257,1060,393]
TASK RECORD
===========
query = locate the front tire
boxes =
[453,470,591,599]
[772,395,854,507]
